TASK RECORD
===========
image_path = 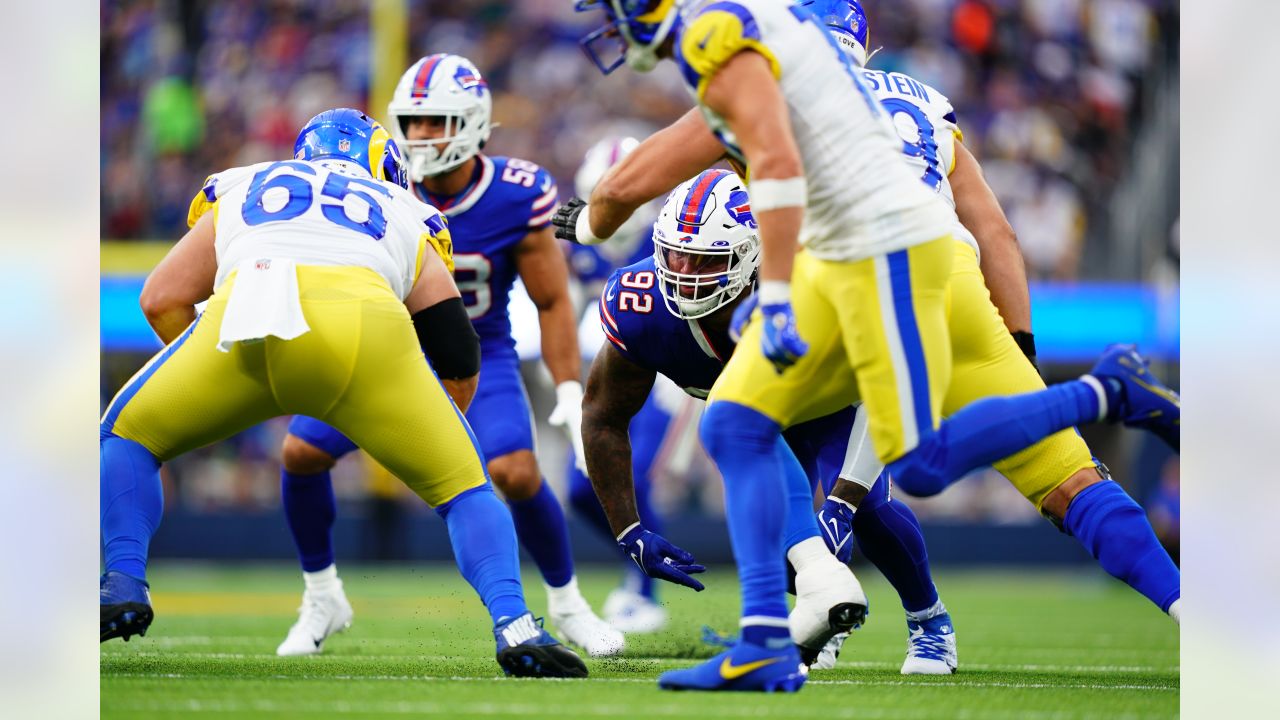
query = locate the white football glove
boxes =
[548,380,588,474]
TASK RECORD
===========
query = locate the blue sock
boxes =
[1064,481,1180,612]
[854,475,939,612]
[281,470,336,572]
[508,481,575,588]
[101,430,163,581]
[890,380,1101,496]
[701,402,790,645]
[566,457,658,600]
[438,485,528,624]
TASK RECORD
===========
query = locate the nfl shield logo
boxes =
[338,138,351,152]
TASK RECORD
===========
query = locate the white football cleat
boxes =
[547,580,625,658]
[603,588,668,634]
[900,610,958,675]
[276,580,354,656]
[789,544,867,666]
[810,631,849,670]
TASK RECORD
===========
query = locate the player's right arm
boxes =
[405,219,481,411]
[140,211,218,344]
[581,340,658,536]
[585,109,726,240]
[950,139,1035,348]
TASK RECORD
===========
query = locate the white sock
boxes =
[303,564,339,593]
[545,575,588,613]
[1168,599,1181,625]
[905,598,946,623]
[787,536,836,574]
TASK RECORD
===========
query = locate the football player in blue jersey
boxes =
[563,137,680,633]
[567,0,1180,692]
[272,55,624,658]
[581,168,960,675]
[574,0,1182,646]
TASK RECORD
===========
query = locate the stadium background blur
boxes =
[99,0,1179,566]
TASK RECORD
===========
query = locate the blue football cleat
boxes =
[100,571,153,643]
[494,612,588,678]
[1086,344,1180,450]
[658,642,808,692]
[901,612,958,675]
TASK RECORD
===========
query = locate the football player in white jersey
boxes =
[99,108,587,678]
[272,56,624,660]
[566,0,1180,692]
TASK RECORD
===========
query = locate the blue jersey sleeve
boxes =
[598,260,666,366]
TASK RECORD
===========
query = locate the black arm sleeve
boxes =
[412,297,480,379]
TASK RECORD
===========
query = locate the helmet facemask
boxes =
[388,55,492,182]
[652,169,760,320]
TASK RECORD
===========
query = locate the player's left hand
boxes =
[760,300,808,373]
[816,496,856,565]
[617,523,706,591]
[551,198,587,244]
[548,381,588,473]
[729,293,758,344]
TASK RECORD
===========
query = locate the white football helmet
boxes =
[387,54,492,181]
[652,169,760,320]
[575,136,654,260]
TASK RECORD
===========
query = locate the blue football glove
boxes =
[729,293,759,344]
[816,496,856,565]
[617,523,706,591]
[760,300,808,373]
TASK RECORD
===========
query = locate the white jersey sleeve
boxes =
[863,70,980,257]
[673,0,953,262]
[199,158,447,301]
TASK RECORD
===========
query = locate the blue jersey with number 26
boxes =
[413,154,559,355]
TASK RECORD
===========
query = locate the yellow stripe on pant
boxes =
[102,265,487,508]
[709,236,955,463]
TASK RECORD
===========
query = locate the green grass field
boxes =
[101,563,1178,719]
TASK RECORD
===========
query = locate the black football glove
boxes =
[1012,330,1038,372]
[552,197,587,244]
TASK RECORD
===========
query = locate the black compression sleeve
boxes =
[412,297,480,379]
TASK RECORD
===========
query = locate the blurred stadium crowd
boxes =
[99,0,1179,540]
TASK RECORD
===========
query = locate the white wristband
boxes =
[749,177,807,211]
[616,521,641,542]
[575,204,608,246]
[757,280,791,305]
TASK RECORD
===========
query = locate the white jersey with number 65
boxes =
[193,158,448,300]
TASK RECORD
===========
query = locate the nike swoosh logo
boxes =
[719,656,782,680]
[630,538,645,569]
[606,282,618,302]
[819,511,851,553]
[1132,376,1181,405]
[698,30,714,50]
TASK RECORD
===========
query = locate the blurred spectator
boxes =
[100,0,1179,524]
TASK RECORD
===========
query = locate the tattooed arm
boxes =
[581,341,659,536]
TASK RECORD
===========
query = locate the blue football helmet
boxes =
[796,0,871,66]
[293,108,409,189]
[575,0,688,74]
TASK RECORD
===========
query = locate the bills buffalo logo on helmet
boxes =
[454,66,488,97]
[726,189,757,229]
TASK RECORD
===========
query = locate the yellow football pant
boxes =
[101,266,487,508]
[711,237,956,463]
[713,240,1096,510]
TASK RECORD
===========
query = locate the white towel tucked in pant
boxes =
[216,257,311,352]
